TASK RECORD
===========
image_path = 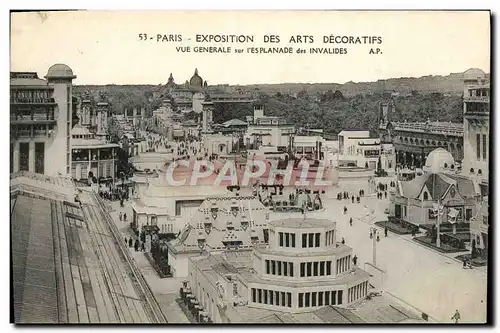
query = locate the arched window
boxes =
[444,163,448,168]
[470,168,474,173]
[451,164,455,170]
[423,192,429,200]
[478,169,482,175]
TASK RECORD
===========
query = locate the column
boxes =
[28,140,35,173]
[88,149,91,178]
[13,141,20,173]
[97,149,101,178]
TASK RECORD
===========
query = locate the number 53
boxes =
[139,33,148,41]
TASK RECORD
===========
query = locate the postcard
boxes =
[10,10,490,324]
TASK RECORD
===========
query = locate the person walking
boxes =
[451,310,461,324]
[124,213,127,222]
[384,227,388,237]
[119,212,123,221]
[377,234,380,242]
[341,237,345,245]
[352,255,358,266]
[349,217,353,226]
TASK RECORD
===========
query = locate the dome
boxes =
[424,148,455,174]
[189,68,203,87]
[463,68,486,81]
[45,64,76,79]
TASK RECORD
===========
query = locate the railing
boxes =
[94,194,167,323]
[464,95,489,103]
[393,122,463,135]
[10,98,56,104]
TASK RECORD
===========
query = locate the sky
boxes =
[10,10,490,86]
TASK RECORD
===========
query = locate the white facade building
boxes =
[185,217,370,323]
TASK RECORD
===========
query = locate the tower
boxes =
[462,68,489,190]
[45,64,76,176]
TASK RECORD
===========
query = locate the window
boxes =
[289,263,294,277]
[277,261,282,276]
[281,292,286,306]
[300,263,305,277]
[287,293,292,308]
[35,142,45,174]
[326,261,332,275]
[325,291,331,305]
[263,289,268,304]
[275,291,280,306]
[338,290,343,305]
[320,261,325,276]
[325,232,329,246]
[19,142,29,171]
[315,233,321,247]
[476,133,481,160]
[302,234,307,248]
[308,233,314,248]
[313,262,319,276]
[270,290,274,305]
[291,234,295,247]
[483,134,487,160]
[279,232,284,246]
[258,289,262,303]
[299,293,304,308]
[318,292,324,306]
[305,293,310,307]
[252,288,256,302]
[312,292,317,307]
[265,260,270,274]
[285,233,290,247]
[307,262,312,277]
[423,192,428,200]
[332,291,337,305]
[283,262,288,276]
[271,260,276,275]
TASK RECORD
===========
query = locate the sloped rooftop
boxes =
[11,175,165,323]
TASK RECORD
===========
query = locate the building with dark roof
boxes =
[390,149,480,226]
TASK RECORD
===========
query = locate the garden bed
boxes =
[419,223,470,233]
[144,252,173,278]
[455,254,488,267]
[413,236,467,254]
[374,221,415,235]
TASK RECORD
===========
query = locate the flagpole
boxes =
[436,197,441,248]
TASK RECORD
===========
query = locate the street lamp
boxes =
[369,227,380,266]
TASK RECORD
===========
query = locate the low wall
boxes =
[364,262,386,290]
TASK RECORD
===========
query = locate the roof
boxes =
[269,217,335,229]
[10,77,49,87]
[168,196,269,254]
[226,304,366,323]
[463,68,486,81]
[11,178,162,323]
[45,64,76,79]
[397,172,478,199]
[222,119,248,127]
[71,124,92,136]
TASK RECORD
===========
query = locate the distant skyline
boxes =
[10,11,490,86]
